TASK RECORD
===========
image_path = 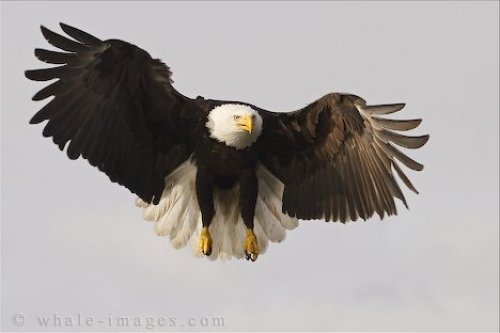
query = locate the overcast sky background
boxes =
[1,1,499,332]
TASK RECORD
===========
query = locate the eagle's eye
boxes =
[233,115,240,121]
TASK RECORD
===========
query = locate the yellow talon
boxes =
[244,228,259,261]
[199,227,212,256]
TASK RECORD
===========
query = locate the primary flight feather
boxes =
[26,23,429,261]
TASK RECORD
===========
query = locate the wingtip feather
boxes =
[40,25,52,39]
[59,22,76,35]
[362,103,406,115]
[29,114,44,124]
[59,22,102,45]
[25,69,40,81]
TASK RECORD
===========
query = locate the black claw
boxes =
[245,252,257,262]
[205,249,212,256]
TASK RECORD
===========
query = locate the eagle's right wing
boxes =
[26,23,204,204]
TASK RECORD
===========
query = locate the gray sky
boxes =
[1,1,499,331]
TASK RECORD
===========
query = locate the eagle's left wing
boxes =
[259,93,429,222]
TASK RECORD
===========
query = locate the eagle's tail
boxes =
[135,158,299,261]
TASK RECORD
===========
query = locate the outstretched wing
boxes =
[259,93,429,222]
[26,23,204,204]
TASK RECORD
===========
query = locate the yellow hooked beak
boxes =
[236,115,253,133]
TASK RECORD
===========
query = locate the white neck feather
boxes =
[206,104,263,150]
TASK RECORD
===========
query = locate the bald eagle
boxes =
[26,24,429,261]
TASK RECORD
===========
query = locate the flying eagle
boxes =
[26,24,429,261]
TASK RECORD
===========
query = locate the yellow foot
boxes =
[244,228,259,262]
[198,227,212,256]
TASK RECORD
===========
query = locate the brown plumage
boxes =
[259,94,428,222]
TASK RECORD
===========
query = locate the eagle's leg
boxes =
[199,226,212,256]
[239,168,259,261]
[196,168,215,256]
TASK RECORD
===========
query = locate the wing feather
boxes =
[393,161,419,194]
[59,23,103,46]
[40,25,88,52]
[361,103,405,115]
[375,138,424,172]
[32,80,64,101]
[374,117,422,131]
[26,23,204,203]
[34,48,76,64]
[260,93,428,222]
[375,128,429,149]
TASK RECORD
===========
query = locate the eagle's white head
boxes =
[206,104,263,149]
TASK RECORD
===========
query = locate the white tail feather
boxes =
[256,197,286,242]
[136,158,299,260]
[171,198,200,249]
